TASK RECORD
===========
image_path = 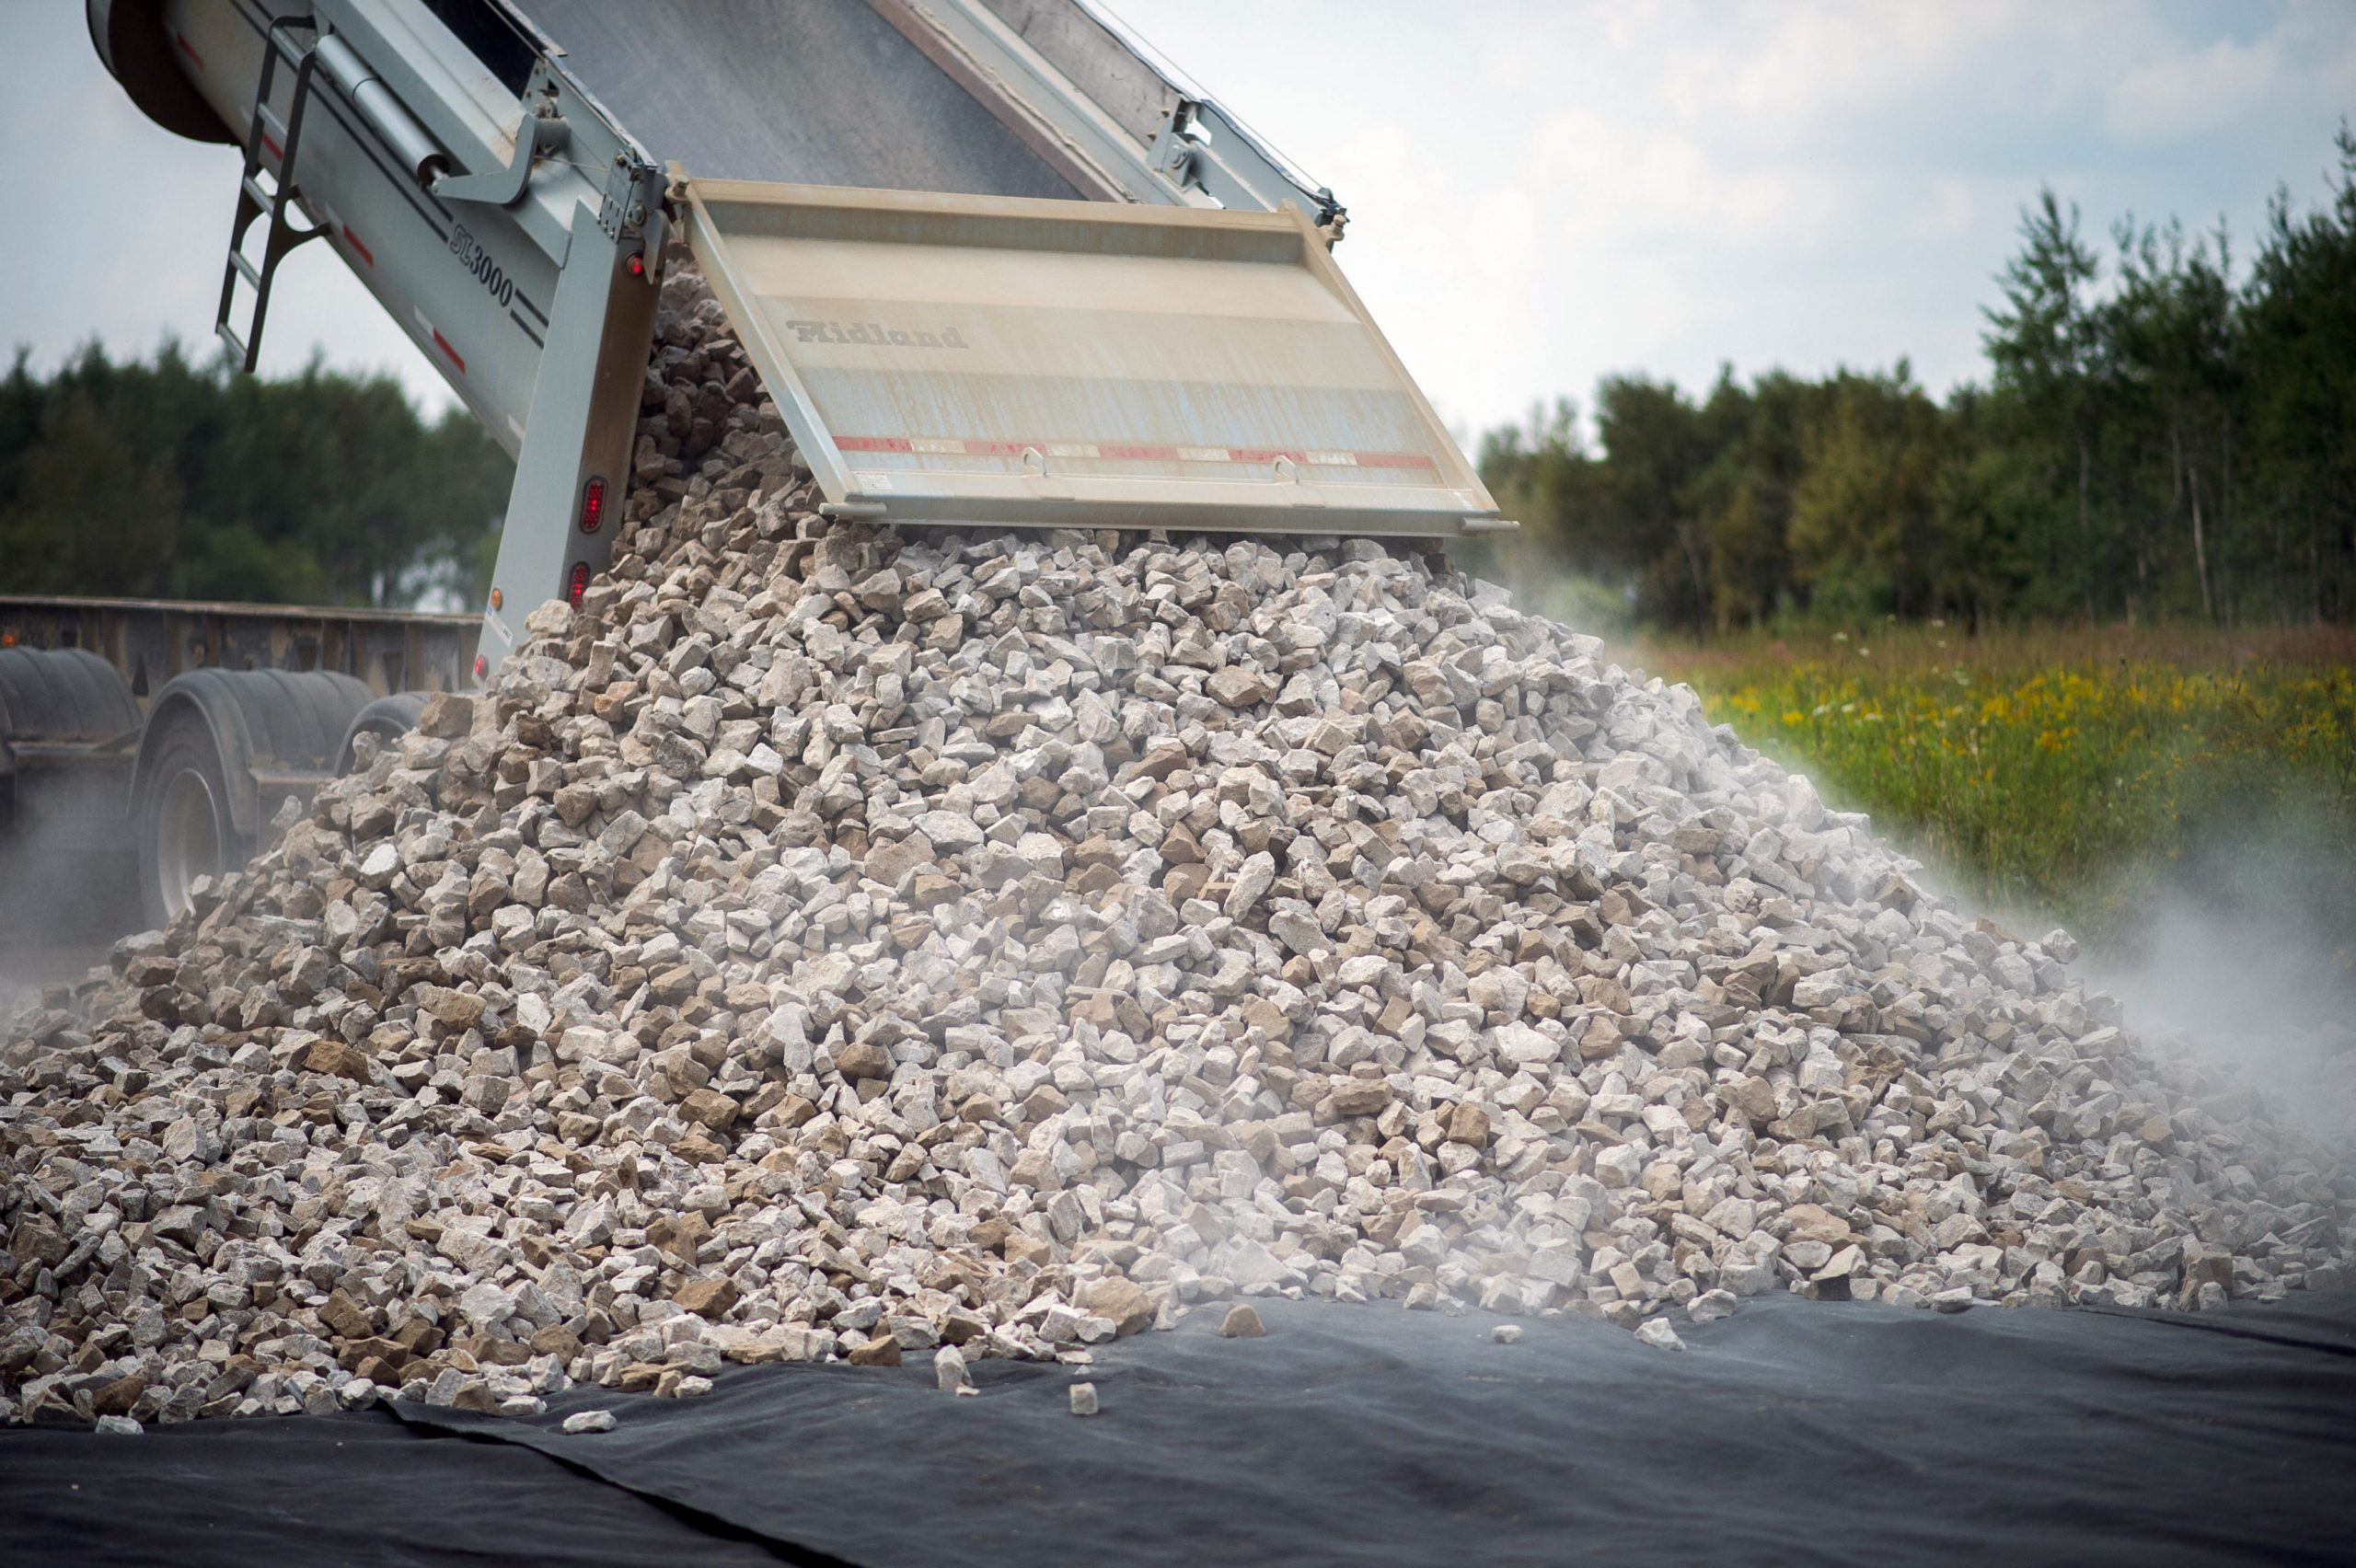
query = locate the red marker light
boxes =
[569,560,591,605]
[579,476,606,534]
[625,251,645,279]
[472,654,488,680]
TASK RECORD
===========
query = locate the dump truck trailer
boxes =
[12,0,1507,929]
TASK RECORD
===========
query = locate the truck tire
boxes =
[136,710,249,928]
[132,668,373,928]
[0,646,140,822]
[0,647,144,939]
[336,692,430,775]
[0,645,140,742]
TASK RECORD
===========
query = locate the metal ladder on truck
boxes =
[214,16,326,372]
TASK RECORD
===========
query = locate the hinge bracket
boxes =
[435,65,568,208]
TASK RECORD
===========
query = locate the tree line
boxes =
[0,340,507,607]
[1477,125,2356,634]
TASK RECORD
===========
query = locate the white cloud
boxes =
[1656,0,2029,142]
[2103,35,2288,142]
[1464,187,1539,283]
[1911,178,1978,239]
[1527,108,1821,241]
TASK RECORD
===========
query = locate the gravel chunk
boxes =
[1219,1306,1267,1340]
[1634,1320,1687,1352]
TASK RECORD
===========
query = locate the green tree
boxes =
[2239,122,2356,621]
[0,386,181,594]
[1927,386,2043,628]
[1982,188,2106,618]
[0,340,509,607]
[1592,375,1718,636]
[1787,367,1946,621]
[2105,217,2236,620]
[1689,372,1815,631]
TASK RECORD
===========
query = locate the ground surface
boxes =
[6,1289,2351,1566]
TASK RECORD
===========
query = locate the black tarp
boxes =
[7,1290,2354,1566]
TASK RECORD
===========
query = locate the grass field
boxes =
[1627,624,2356,959]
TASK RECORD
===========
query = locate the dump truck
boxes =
[10,0,1507,930]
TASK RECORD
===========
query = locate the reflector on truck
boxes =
[677,178,1511,537]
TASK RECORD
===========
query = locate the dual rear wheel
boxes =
[3,651,437,936]
[122,668,378,929]
[136,712,249,928]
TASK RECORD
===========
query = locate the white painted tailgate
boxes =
[677,178,1506,536]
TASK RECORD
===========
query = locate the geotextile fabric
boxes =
[7,1291,2353,1566]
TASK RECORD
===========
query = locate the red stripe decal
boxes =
[341,225,374,266]
[261,132,283,162]
[432,329,466,374]
[176,32,203,68]
[833,436,1439,469]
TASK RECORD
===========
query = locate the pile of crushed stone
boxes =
[2,267,2346,1426]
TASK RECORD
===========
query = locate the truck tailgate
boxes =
[678,179,1507,538]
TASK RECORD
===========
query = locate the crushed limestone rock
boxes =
[1218,1304,1268,1340]
[1,264,2348,1426]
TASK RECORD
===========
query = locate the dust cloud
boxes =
[1727,742,2356,1156]
[0,784,140,1010]
[2079,808,2356,1152]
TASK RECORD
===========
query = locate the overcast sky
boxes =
[19,1,2356,443]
